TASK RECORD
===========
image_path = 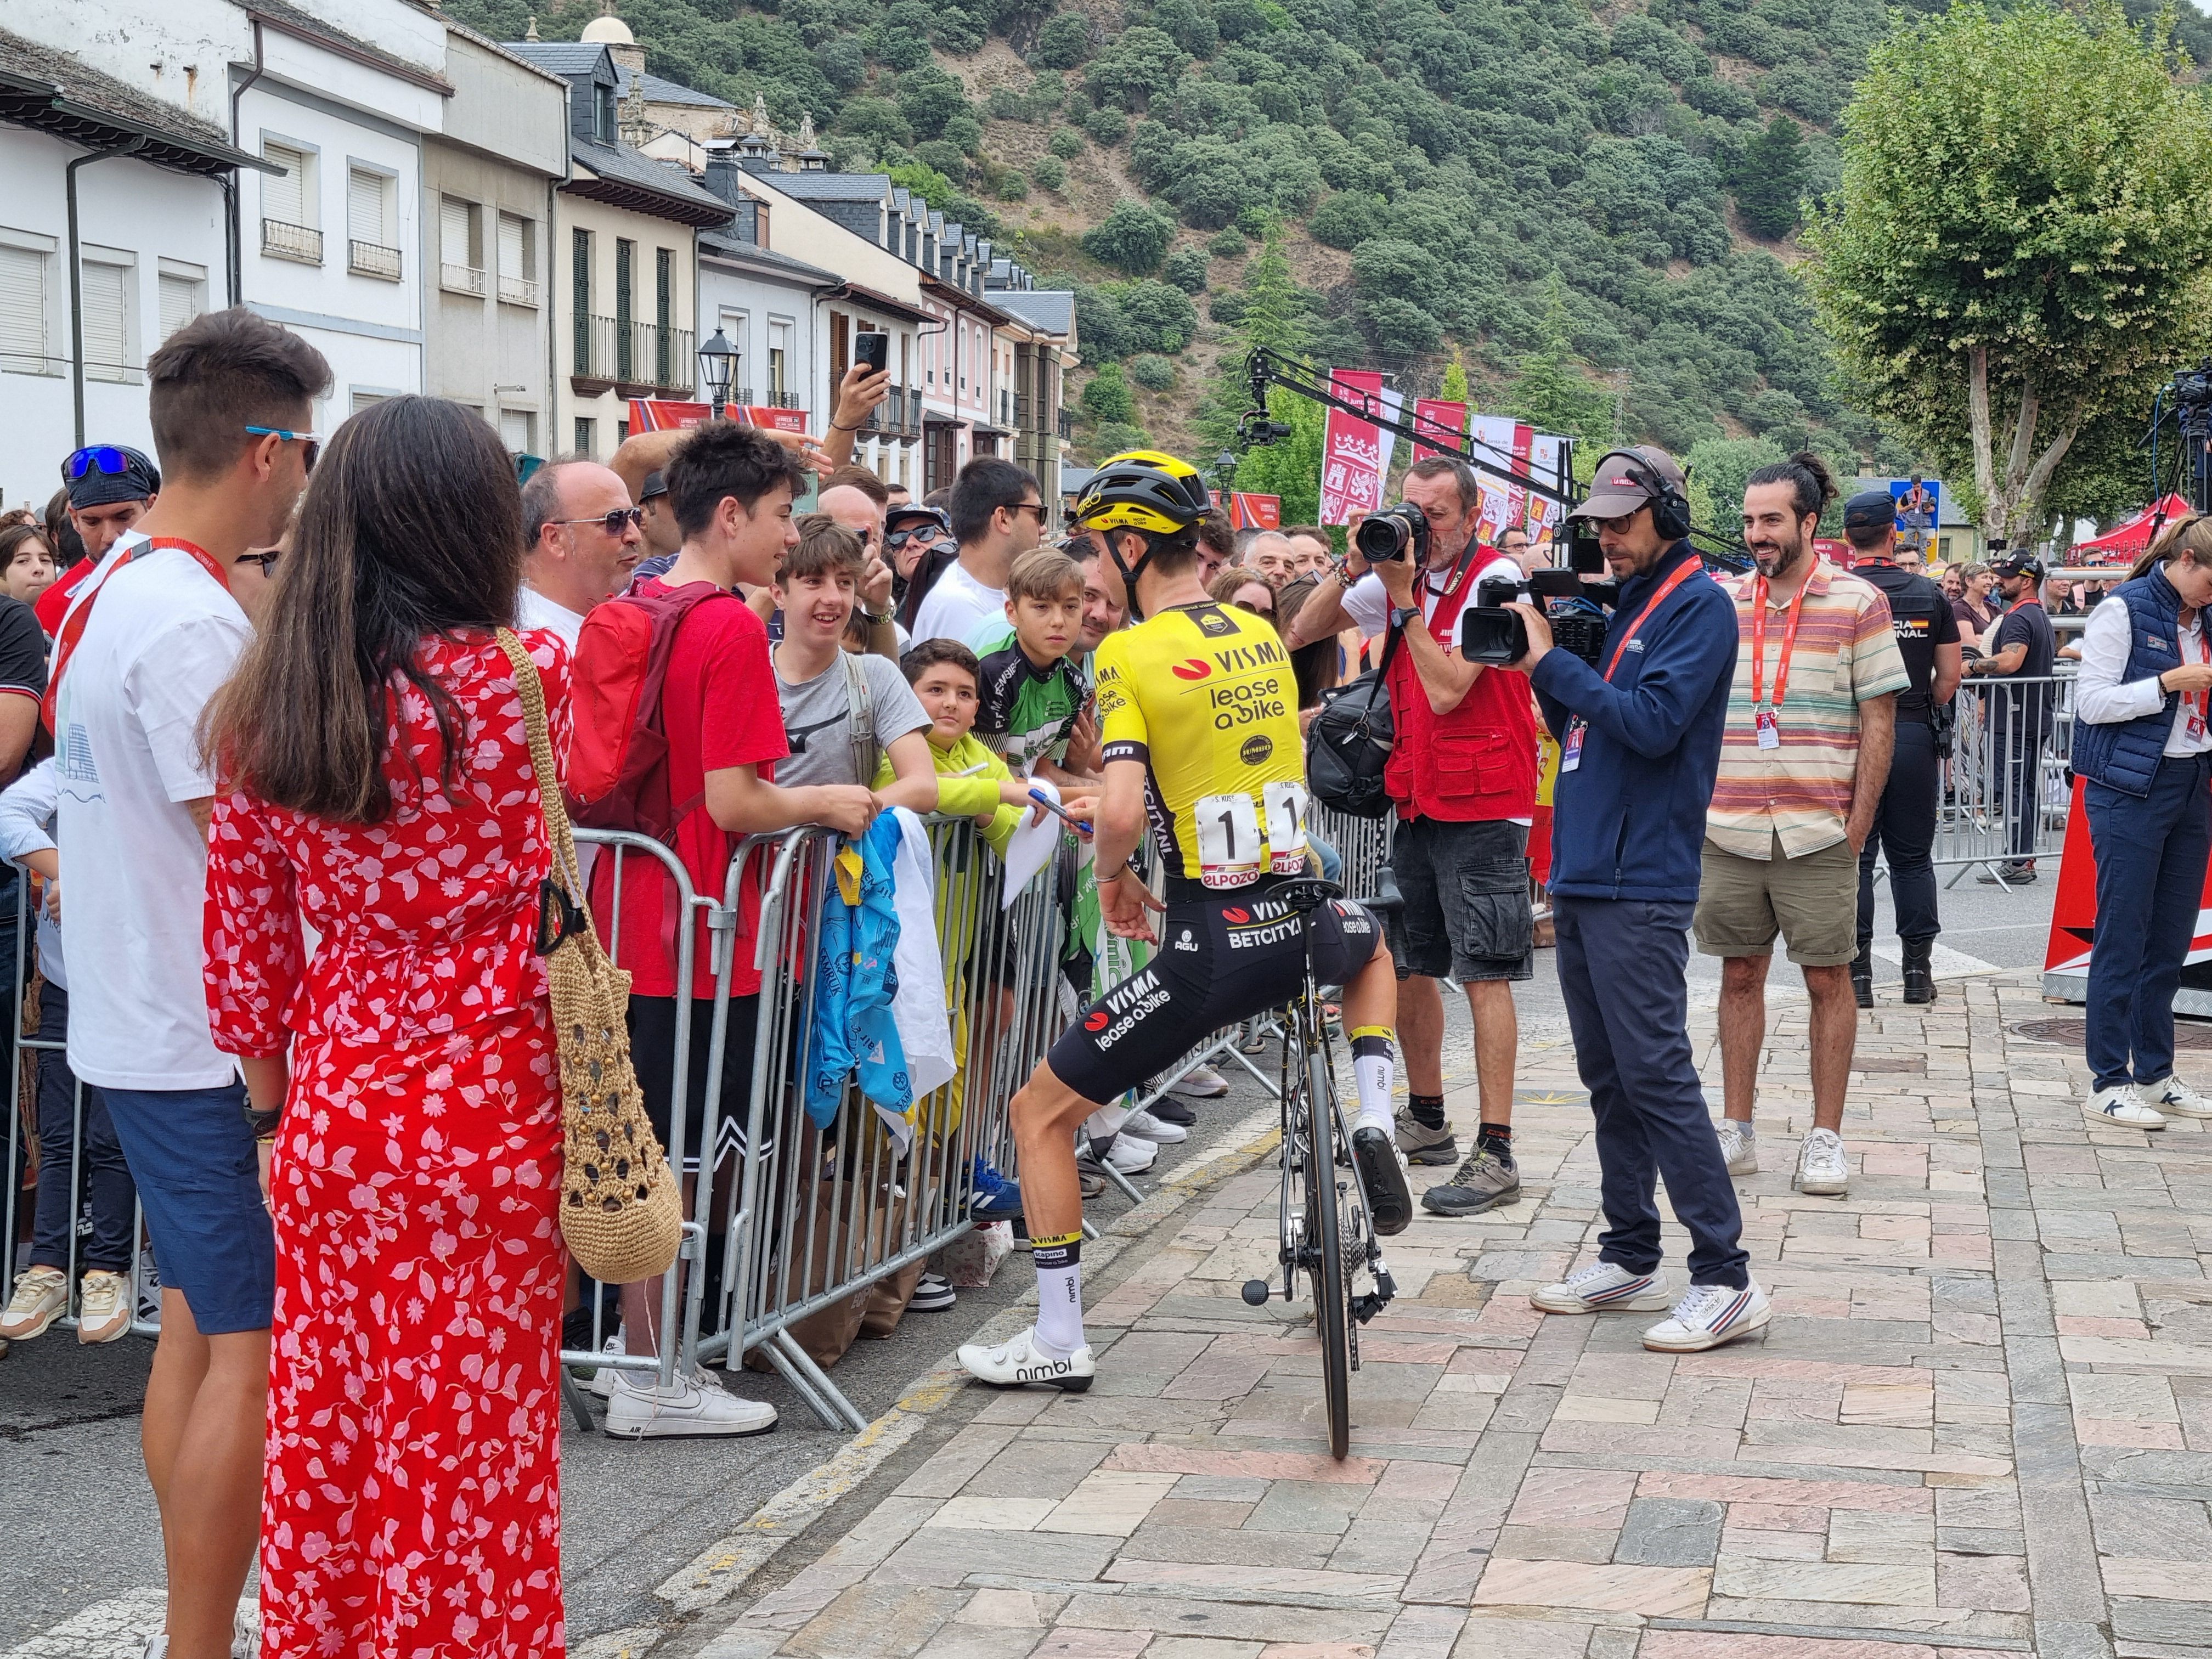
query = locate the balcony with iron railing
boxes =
[349,239,401,280]
[1058,407,1074,440]
[496,273,540,307]
[571,314,695,396]
[441,262,485,297]
[261,219,321,265]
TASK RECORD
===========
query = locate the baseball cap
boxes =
[1841,489,1897,530]
[885,503,949,538]
[1568,446,1685,520]
[1990,551,2044,581]
[638,469,668,503]
[63,444,160,510]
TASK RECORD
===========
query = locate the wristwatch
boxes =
[866,608,896,626]
[1391,605,1421,631]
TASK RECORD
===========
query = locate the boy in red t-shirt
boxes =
[589,422,879,1441]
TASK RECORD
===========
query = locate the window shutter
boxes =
[614,238,633,325]
[441,198,470,267]
[263,145,304,224]
[498,212,524,280]
[82,261,127,374]
[159,272,201,342]
[0,245,46,365]
[500,408,533,453]
[348,170,384,245]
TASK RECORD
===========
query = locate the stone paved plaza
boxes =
[689,971,2212,1659]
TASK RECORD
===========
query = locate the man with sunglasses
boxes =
[518,457,645,648]
[910,458,1046,646]
[37,443,161,636]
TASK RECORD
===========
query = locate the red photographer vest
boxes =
[1382,558,1539,823]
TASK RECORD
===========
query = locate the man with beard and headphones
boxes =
[1502,446,1769,1354]
[1701,455,1905,1200]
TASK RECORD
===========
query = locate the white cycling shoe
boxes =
[958,1324,1096,1392]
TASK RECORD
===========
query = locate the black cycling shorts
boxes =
[1047,888,1383,1105]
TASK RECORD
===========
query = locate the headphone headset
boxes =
[1590,449,1691,543]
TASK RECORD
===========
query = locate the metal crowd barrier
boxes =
[1931,673,2075,884]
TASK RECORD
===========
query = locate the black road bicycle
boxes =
[1240,878,1400,1460]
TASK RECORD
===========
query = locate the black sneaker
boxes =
[1149,1097,1197,1126]
[910,1271,957,1312]
[1350,1125,1414,1236]
[1421,1148,1522,1217]
[1977,862,2036,885]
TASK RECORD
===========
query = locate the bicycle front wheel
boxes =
[1305,1068,1351,1460]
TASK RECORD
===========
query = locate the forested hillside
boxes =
[450,0,2212,485]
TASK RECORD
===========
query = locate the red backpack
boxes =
[566,584,744,840]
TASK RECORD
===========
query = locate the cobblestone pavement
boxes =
[686,970,2212,1659]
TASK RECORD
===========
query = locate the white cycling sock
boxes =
[1350,1025,1396,1133]
[1031,1231,1085,1358]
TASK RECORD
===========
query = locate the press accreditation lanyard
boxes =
[1561,556,1702,774]
[2188,616,2209,742]
[44,537,232,735]
[1748,573,1808,751]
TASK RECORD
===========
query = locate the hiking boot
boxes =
[1420,1146,1520,1217]
[1393,1107,1458,1167]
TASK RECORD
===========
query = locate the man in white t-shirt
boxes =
[1283,456,1538,1218]
[909,457,1043,644]
[517,456,644,647]
[53,306,330,1659]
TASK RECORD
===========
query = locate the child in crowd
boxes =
[0,524,58,611]
[970,547,1098,794]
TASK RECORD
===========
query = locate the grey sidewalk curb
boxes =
[573,1100,1289,1659]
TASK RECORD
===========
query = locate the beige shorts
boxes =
[1694,831,1859,966]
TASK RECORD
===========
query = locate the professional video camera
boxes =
[1355,501,1427,563]
[1458,519,1615,668]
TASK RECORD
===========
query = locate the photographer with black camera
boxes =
[1502,447,1769,1353]
[1284,456,1536,1216]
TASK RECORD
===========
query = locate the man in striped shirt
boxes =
[1698,455,1905,1198]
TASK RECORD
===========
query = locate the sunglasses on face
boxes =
[1233,597,1274,617]
[236,550,283,574]
[1008,501,1046,522]
[556,507,645,536]
[64,445,145,481]
[243,425,321,475]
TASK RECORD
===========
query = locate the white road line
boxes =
[1,1590,164,1659]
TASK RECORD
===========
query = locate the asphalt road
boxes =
[0,862,2064,1651]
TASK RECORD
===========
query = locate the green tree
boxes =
[1439,347,1470,407]
[1733,115,1806,241]
[1684,436,1788,537]
[1081,362,1137,424]
[1033,10,1092,67]
[1502,278,1616,449]
[1081,198,1175,274]
[1806,0,2212,541]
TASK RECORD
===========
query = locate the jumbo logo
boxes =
[1085,1010,1110,1031]
[1223,907,1250,923]
[1172,659,1212,680]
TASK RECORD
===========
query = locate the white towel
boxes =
[889,807,956,1101]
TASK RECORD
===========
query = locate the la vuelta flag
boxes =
[1229,492,1280,531]
[1412,399,1468,463]
[1319,369,1397,526]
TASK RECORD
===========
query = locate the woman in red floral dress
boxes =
[202,398,571,1657]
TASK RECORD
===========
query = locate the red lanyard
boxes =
[1748,574,1808,709]
[1602,558,1702,681]
[43,537,231,735]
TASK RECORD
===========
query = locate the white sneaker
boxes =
[1119,1107,1188,1144]
[1716,1119,1758,1176]
[77,1269,132,1345]
[958,1324,1096,1391]
[1099,1133,1158,1174]
[1,1265,67,1342]
[143,1637,168,1659]
[136,1248,162,1329]
[602,1367,777,1438]
[2145,1076,2212,1119]
[1643,1279,1771,1352]
[1793,1128,1849,1196]
[1175,1063,1230,1098]
[588,1333,625,1399]
[1530,1261,1672,1314]
[2084,1084,2166,1130]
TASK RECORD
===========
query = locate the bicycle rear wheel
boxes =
[1302,1040,1352,1459]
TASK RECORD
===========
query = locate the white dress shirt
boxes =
[2075,592,2212,756]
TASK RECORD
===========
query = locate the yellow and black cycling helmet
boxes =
[1073,449,1212,537]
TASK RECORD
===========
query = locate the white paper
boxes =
[1001,776,1060,909]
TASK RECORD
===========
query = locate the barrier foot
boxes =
[768,1329,871,1432]
[560,1369,598,1435]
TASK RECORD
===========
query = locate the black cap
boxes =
[1991,551,2045,581]
[885,503,949,535]
[639,469,668,502]
[63,444,159,510]
[1842,489,1896,529]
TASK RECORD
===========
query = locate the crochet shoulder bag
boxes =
[497,629,684,1285]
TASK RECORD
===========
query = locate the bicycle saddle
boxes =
[1271,878,1344,914]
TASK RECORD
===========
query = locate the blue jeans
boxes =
[1554,895,1748,1288]
[2085,753,2212,1090]
[29,985,134,1274]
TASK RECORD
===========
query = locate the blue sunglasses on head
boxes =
[64,445,147,481]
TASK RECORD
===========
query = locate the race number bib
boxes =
[1195,791,1263,888]
[1263,780,1309,874]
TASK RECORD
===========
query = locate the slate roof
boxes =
[769,172,896,202]
[698,230,840,285]
[571,132,733,223]
[499,41,605,76]
[0,26,266,177]
[621,66,731,108]
[994,290,1076,336]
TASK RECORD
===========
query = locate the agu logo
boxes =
[1171,658,1212,680]
[1085,1009,1110,1032]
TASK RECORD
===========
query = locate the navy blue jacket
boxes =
[2073,565,2187,799]
[1530,542,1739,902]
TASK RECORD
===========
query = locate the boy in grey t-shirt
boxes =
[773,517,940,812]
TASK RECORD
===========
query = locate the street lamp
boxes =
[698,329,738,409]
[1215,449,1237,494]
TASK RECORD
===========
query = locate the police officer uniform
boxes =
[1842,490,1960,1005]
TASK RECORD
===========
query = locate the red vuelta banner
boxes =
[628,399,810,435]
[1319,369,1388,526]
[1412,399,1468,464]
[1229,492,1280,531]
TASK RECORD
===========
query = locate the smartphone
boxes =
[853,331,890,375]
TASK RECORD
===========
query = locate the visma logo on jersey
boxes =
[1089,968,1169,1049]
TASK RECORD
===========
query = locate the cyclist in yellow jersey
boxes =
[958,453,1414,1393]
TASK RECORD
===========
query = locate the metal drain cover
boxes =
[2012,1017,2212,1051]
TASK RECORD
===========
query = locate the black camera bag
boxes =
[1306,614,1407,820]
